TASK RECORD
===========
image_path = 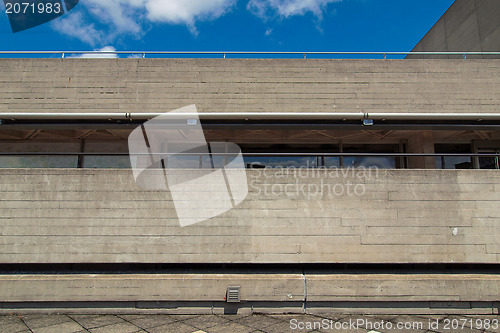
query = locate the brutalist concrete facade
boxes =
[409,0,500,58]
[0,1,500,314]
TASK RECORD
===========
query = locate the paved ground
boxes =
[1,314,500,333]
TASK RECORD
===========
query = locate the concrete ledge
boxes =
[306,274,500,302]
[1,274,499,307]
[0,274,305,303]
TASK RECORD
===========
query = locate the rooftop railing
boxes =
[1,51,500,59]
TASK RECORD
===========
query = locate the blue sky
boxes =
[0,0,455,56]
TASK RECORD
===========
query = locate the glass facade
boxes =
[0,155,78,168]
[478,154,500,169]
[0,140,497,170]
[435,144,473,169]
[82,156,132,169]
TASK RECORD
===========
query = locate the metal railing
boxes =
[1,51,500,59]
[0,152,498,170]
[0,152,498,157]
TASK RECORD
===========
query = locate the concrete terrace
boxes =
[2,314,500,333]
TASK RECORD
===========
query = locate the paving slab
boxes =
[1,322,31,333]
[32,321,87,333]
[22,315,75,330]
[2,314,500,333]
[182,315,230,330]
[234,314,282,330]
[147,321,199,333]
[117,314,179,329]
[89,322,145,333]
[68,315,124,329]
[0,316,30,333]
[205,321,255,333]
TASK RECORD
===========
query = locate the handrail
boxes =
[1,51,500,59]
[0,153,498,157]
[2,112,500,121]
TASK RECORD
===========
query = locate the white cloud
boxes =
[248,0,341,19]
[145,0,234,24]
[85,0,143,36]
[68,46,119,58]
[52,0,337,45]
[51,11,103,46]
[52,0,235,44]
[145,0,235,35]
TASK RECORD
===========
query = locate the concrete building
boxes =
[408,0,500,58]
[0,1,500,315]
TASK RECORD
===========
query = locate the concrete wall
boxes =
[1,169,499,264]
[1,59,500,115]
[409,0,500,58]
[1,273,499,314]
[1,168,500,309]
[1,57,500,309]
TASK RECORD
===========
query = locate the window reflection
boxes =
[342,144,399,169]
[343,157,396,169]
[435,156,472,169]
[245,157,319,169]
[0,155,77,168]
[1,143,491,170]
[83,156,131,169]
[479,156,500,170]
[324,157,340,168]
[434,145,473,169]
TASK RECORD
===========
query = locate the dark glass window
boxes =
[241,143,399,169]
[342,144,399,169]
[478,153,500,170]
[435,144,473,169]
